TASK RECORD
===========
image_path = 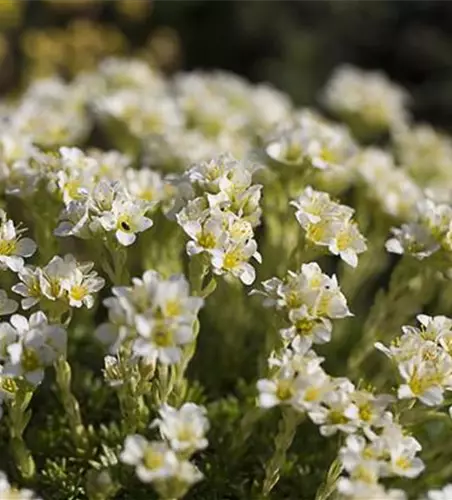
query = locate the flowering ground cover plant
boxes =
[0,58,452,500]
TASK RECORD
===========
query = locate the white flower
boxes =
[350,390,394,435]
[125,168,167,208]
[337,479,406,500]
[257,375,301,409]
[60,267,105,308]
[3,312,67,385]
[387,437,425,478]
[153,403,209,455]
[291,187,366,267]
[153,275,204,321]
[133,315,193,365]
[323,64,408,131]
[386,223,439,259]
[339,434,384,484]
[0,210,36,272]
[98,196,153,246]
[327,220,367,268]
[0,321,17,360]
[308,378,359,436]
[120,435,179,483]
[11,266,42,310]
[210,239,261,285]
[291,187,339,227]
[180,215,227,256]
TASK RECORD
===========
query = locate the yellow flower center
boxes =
[29,278,41,297]
[319,148,337,165]
[395,457,410,470]
[139,188,156,202]
[21,348,41,373]
[70,285,88,302]
[143,448,164,471]
[295,317,316,336]
[329,410,348,425]
[0,238,16,255]
[49,278,61,297]
[276,380,294,401]
[0,376,18,395]
[197,231,216,249]
[359,403,372,422]
[223,250,242,270]
[336,230,351,251]
[304,387,320,402]
[65,180,81,200]
[306,222,327,243]
[153,324,173,347]
[164,300,181,318]
[286,290,303,309]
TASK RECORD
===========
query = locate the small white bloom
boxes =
[98,196,153,246]
[153,403,209,455]
[0,210,36,272]
[3,312,67,386]
[120,435,179,483]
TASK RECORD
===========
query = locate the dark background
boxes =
[2,1,452,128]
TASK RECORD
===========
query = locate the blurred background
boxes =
[1,0,452,127]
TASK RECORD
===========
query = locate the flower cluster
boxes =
[3,77,91,148]
[376,315,452,407]
[45,147,156,247]
[177,153,263,285]
[253,262,351,350]
[265,109,358,177]
[352,148,422,221]
[385,198,452,260]
[337,430,421,500]
[0,311,66,387]
[291,186,367,267]
[1,47,452,499]
[121,402,208,498]
[13,254,105,311]
[97,271,203,365]
[256,267,425,499]
[323,64,409,134]
[394,124,452,195]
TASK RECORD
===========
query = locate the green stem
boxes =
[157,364,174,405]
[7,386,36,480]
[315,458,343,500]
[188,255,209,297]
[262,407,303,497]
[117,366,150,435]
[55,357,89,452]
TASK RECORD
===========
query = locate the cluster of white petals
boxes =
[177,153,262,285]
[291,187,367,267]
[97,270,203,365]
[121,402,209,497]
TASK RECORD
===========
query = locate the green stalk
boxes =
[7,384,36,480]
[55,357,89,452]
[262,407,303,496]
